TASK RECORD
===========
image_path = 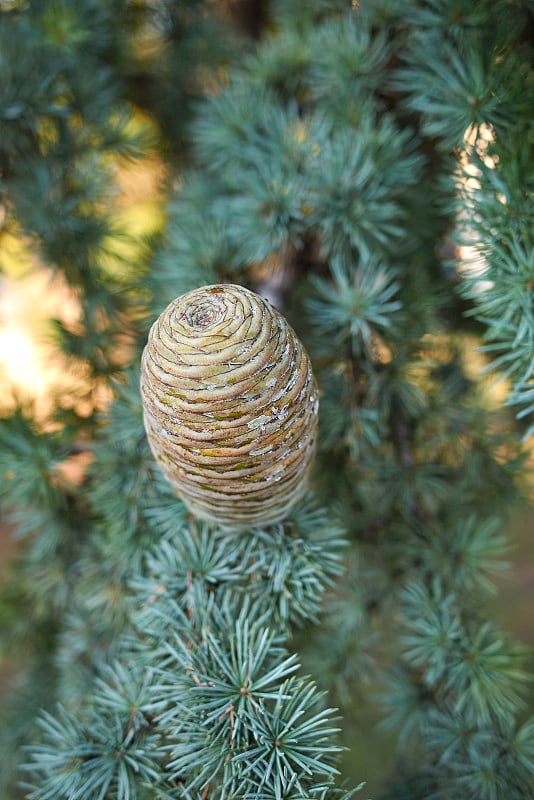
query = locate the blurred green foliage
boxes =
[1,1,533,799]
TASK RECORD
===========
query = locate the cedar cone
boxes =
[140,284,318,528]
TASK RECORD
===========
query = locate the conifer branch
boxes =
[1,3,533,800]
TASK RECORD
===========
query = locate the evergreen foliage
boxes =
[0,1,533,799]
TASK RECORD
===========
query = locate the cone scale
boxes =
[140,284,318,528]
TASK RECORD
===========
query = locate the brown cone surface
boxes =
[140,284,318,528]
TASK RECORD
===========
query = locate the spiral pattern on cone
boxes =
[140,284,319,528]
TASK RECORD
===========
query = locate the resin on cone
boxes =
[140,284,318,528]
